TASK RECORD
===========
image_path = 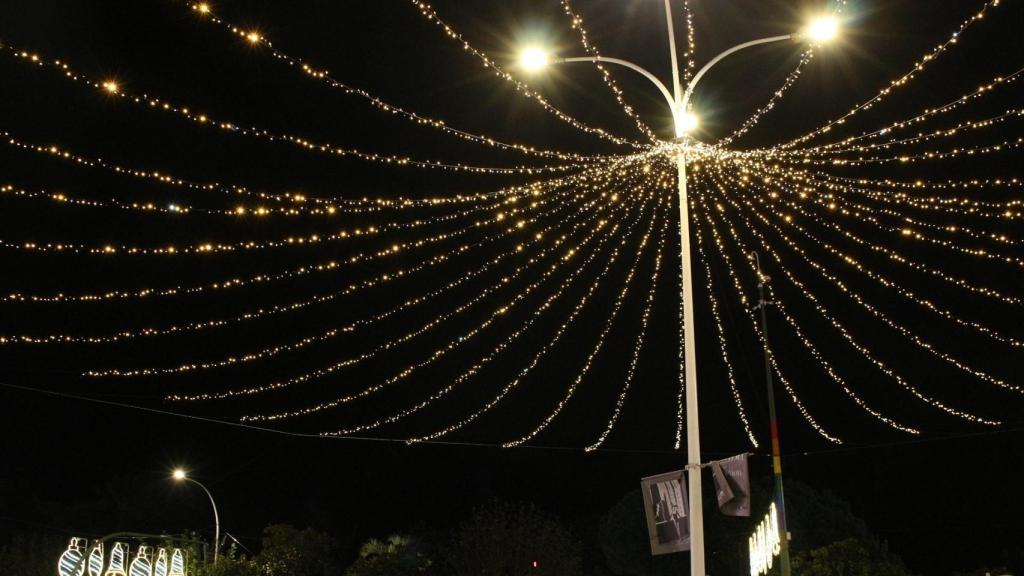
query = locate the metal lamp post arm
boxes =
[186,478,220,564]
[680,34,793,113]
[556,56,677,116]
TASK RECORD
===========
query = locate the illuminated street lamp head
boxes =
[519,47,550,72]
[676,111,699,137]
[172,469,187,481]
[805,16,840,43]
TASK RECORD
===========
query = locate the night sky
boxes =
[2,1,1023,574]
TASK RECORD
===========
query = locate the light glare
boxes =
[172,469,186,480]
[678,112,699,135]
[519,48,549,72]
[806,17,839,43]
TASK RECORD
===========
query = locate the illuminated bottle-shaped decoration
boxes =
[153,549,169,576]
[128,546,153,576]
[104,543,127,576]
[57,537,88,576]
[168,549,186,576]
[87,543,105,576]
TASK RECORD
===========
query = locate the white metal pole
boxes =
[188,478,220,563]
[665,2,704,574]
[676,147,705,576]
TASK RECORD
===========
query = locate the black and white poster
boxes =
[712,453,751,517]
[640,470,690,555]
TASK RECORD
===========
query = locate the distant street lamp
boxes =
[172,468,221,564]
[518,4,840,574]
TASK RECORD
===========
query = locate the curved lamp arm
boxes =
[680,34,793,113]
[556,56,677,117]
[185,478,221,563]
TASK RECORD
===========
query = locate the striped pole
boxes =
[753,251,791,576]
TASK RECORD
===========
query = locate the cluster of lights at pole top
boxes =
[519,15,840,135]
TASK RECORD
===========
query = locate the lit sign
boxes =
[748,502,781,576]
[104,543,127,576]
[58,538,88,576]
[88,543,105,576]
[154,548,169,576]
[169,549,186,576]
[58,539,186,576]
[128,545,152,576]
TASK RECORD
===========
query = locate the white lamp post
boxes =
[172,469,221,564]
[519,5,840,574]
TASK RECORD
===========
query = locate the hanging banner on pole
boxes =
[640,470,690,555]
[712,453,751,517]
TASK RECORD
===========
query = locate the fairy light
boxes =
[751,167,1021,260]
[790,64,1024,156]
[682,0,696,84]
[689,200,761,446]
[2,157,655,304]
[1,129,655,221]
[714,50,815,148]
[408,197,667,445]
[1,132,398,216]
[504,202,670,447]
[782,171,1022,251]
[721,171,1024,393]
[1,190,545,302]
[89,180,627,377]
[6,175,613,347]
[3,45,604,176]
[2,0,1019,450]
[315,194,661,436]
[780,0,1004,149]
[184,5,619,163]
[758,181,1024,349]
[559,0,661,143]
[707,167,1007,423]
[696,189,919,434]
[407,0,644,148]
[673,221,687,451]
[584,207,669,451]
[690,178,842,444]
[768,164,1022,221]
[146,159,655,385]
[245,190,655,423]
[0,182,565,257]
[742,169,1024,307]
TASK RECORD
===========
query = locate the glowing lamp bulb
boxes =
[172,469,186,480]
[102,81,119,93]
[246,32,261,43]
[519,48,549,72]
[196,3,210,13]
[677,112,699,135]
[806,17,839,43]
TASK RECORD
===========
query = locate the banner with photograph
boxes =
[640,470,690,555]
[712,453,751,517]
